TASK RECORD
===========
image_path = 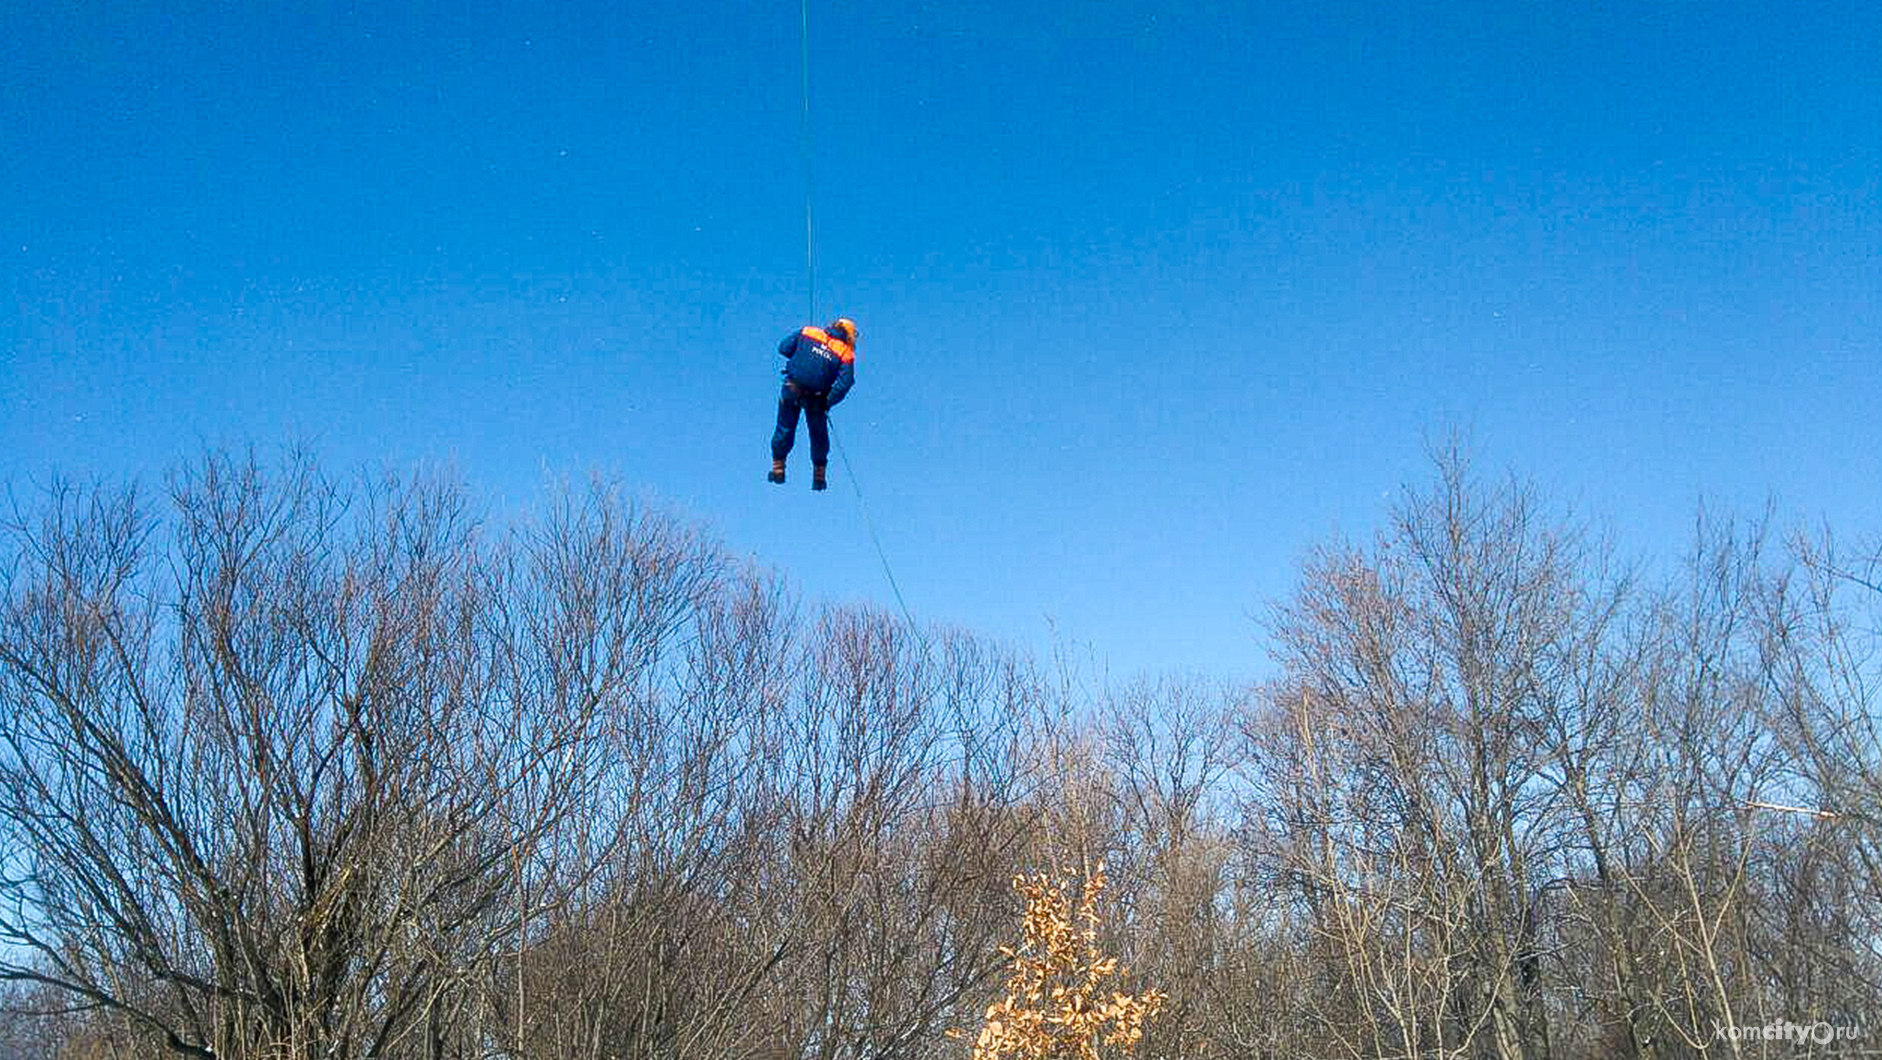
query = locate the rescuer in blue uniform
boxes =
[769,317,857,491]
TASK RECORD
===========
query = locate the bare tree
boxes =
[0,453,709,1059]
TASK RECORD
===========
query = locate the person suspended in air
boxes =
[769,317,858,491]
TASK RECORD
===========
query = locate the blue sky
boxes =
[3,0,1877,678]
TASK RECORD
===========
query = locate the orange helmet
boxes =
[828,317,859,345]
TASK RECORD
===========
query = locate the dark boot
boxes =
[767,458,786,485]
[811,464,828,491]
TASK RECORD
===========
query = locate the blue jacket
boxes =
[778,326,855,406]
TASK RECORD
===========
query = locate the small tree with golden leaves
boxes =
[951,865,1163,1059]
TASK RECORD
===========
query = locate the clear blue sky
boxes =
[4,0,1877,678]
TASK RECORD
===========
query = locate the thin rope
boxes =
[799,0,916,633]
[832,424,918,630]
[799,0,816,323]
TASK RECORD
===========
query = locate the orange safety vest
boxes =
[799,325,855,365]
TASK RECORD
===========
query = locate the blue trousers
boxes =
[771,383,829,465]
